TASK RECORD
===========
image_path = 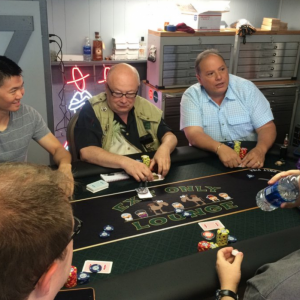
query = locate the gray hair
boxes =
[195,49,226,75]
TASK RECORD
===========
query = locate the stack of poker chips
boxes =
[209,242,219,249]
[64,266,77,288]
[225,141,234,149]
[239,147,248,159]
[216,228,229,246]
[77,272,90,285]
[141,155,151,167]
[234,141,241,155]
[197,241,211,252]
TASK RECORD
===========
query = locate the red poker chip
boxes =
[201,231,215,240]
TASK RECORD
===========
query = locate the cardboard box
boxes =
[261,24,280,31]
[178,2,230,31]
[262,18,280,26]
[280,21,288,30]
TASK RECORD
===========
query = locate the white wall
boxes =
[47,0,288,58]
[0,0,50,164]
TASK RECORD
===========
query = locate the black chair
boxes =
[66,111,80,162]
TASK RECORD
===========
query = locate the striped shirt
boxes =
[180,74,274,142]
[0,104,50,162]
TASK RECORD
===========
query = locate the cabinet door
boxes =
[259,87,297,143]
[164,96,189,146]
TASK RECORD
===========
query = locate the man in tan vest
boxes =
[75,63,177,182]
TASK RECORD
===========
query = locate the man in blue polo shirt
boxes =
[180,49,276,169]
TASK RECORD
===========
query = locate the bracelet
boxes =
[215,289,239,300]
[215,143,223,155]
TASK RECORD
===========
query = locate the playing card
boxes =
[82,260,113,274]
[152,173,165,181]
[135,188,153,199]
[198,220,225,231]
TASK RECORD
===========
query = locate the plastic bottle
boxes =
[92,32,103,61]
[256,175,300,211]
[83,37,91,61]
[138,37,147,60]
[283,134,289,147]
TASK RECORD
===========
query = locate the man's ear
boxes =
[196,74,202,85]
[34,262,58,297]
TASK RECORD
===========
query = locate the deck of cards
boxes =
[86,180,109,193]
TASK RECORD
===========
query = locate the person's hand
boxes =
[149,145,171,177]
[217,145,242,168]
[122,158,154,182]
[268,170,300,209]
[240,147,265,168]
[216,247,243,293]
[58,163,74,197]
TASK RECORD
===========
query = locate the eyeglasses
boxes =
[107,84,138,99]
[71,216,83,240]
[33,216,83,287]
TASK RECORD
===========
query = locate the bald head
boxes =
[107,63,140,86]
[105,63,140,117]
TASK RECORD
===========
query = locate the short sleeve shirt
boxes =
[180,74,274,142]
[0,104,50,162]
[75,101,172,156]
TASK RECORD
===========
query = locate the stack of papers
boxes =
[100,171,130,182]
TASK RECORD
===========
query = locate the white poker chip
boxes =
[231,249,239,256]
[99,231,110,238]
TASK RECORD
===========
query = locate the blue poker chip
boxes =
[182,211,192,218]
[174,208,184,214]
[77,272,90,284]
[103,225,114,232]
[99,231,110,238]
[225,141,234,149]
[89,264,102,273]
[228,235,237,243]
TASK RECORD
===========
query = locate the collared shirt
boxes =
[75,101,172,157]
[180,74,274,142]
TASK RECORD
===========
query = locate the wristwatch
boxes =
[215,289,239,300]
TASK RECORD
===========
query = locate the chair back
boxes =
[67,111,80,162]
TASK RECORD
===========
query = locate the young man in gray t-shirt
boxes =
[0,56,73,196]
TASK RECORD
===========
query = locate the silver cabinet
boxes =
[257,84,299,144]
[234,34,300,81]
[147,30,235,89]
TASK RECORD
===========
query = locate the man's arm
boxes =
[38,132,74,196]
[184,126,242,168]
[241,121,276,168]
[216,247,244,299]
[80,146,154,182]
[268,169,300,208]
[149,132,177,177]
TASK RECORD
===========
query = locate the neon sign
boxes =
[67,66,90,92]
[98,66,110,83]
[67,65,111,113]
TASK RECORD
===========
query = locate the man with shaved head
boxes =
[75,63,177,181]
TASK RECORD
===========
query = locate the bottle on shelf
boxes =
[256,175,300,211]
[83,37,91,61]
[92,32,103,61]
[138,37,147,60]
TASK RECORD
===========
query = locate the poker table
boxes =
[69,143,300,300]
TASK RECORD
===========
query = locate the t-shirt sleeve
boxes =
[74,101,103,152]
[157,118,173,142]
[30,107,51,141]
[180,86,203,130]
